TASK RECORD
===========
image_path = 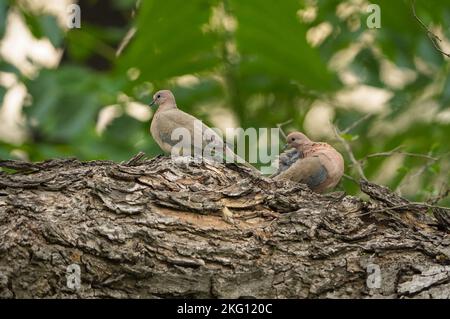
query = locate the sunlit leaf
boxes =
[341,133,359,142]
[0,0,7,38]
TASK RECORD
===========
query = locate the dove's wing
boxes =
[274,156,328,191]
[152,109,255,169]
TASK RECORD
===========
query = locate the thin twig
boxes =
[411,0,450,58]
[362,146,403,159]
[116,27,137,57]
[341,113,374,134]
[116,0,141,57]
[333,125,367,180]
[342,173,359,184]
[276,119,293,141]
[427,183,449,205]
[395,151,446,194]
[132,0,141,18]
[363,147,438,162]
[333,113,374,180]
[333,113,444,186]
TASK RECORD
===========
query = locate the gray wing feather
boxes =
[279,149,302,170]
[273,149,302,176]
[303,162,328,188]
[274,156,328,190]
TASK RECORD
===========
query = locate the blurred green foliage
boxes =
[0,0,449,206]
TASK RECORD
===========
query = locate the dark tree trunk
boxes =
[0,154,449,298]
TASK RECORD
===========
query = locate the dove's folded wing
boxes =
[274,156,328,192]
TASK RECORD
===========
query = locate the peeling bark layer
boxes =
[0,155,449,299]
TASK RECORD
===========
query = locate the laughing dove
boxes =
[149,90,254,169]
[273,132,344,193]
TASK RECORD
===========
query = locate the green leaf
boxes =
[428,162,440,175]
[341,133,358,142]
[118,0,220,81]
[66,24,124,63]
[66,29,99,61]
[0,85,6,104]
[440,75,450,108]
[112,0,137,10]
[348,48,383,87]
[25,66,102,141]
[0,0,7,38]
[97,115,159,161]
[396,166,409,175]
[375,0,446,67]
[0,60,21,76]
[39,15,64,47]
[22,12,63,47]
[230,0,336,91]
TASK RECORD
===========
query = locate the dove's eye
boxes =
[157,94,161,98]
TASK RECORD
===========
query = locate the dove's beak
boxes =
[149,99,156,107]
[283,143,290,151]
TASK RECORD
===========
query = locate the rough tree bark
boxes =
[0,154,449,299]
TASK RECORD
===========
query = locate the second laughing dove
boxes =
[273,132,344,193]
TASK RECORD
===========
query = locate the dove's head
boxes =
[286,132,312,151]
[150,90,176,107]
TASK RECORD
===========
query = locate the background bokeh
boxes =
[0,0,449,206]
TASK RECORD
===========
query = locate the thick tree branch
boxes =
[0,155,449,298]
